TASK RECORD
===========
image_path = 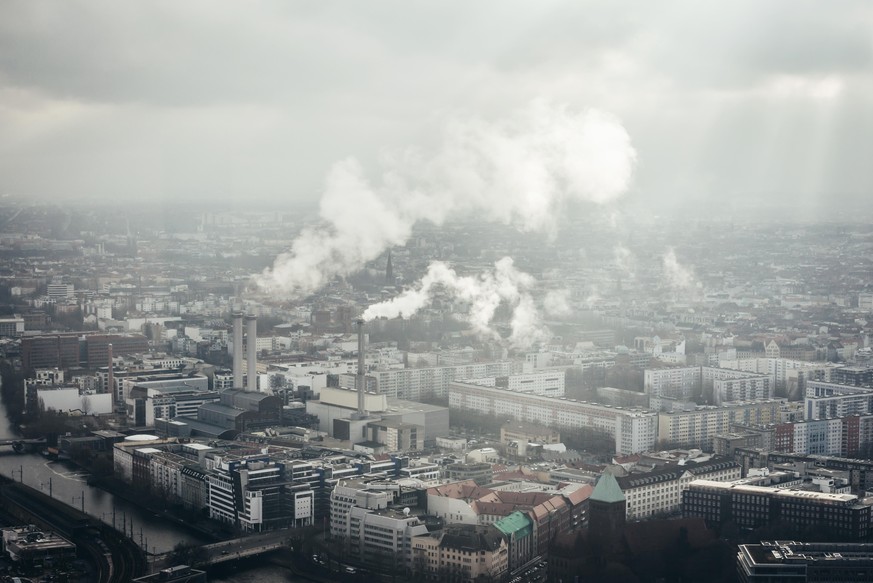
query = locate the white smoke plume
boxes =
[362,257,551,348]
[613,244,637,280]
[662,248,697,292]
[255,101,636,298]
[543,289,572,317]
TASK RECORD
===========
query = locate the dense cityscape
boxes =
[0,201,872,583]
[3,3,873,583]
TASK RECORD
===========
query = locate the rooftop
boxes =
[591,472,626,503]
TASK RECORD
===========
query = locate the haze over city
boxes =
[1,3,873,583]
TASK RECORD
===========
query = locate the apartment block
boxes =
[339,361,513,400]
[449,381,657,454]
[805,381,873,419]
[657,400,785,450]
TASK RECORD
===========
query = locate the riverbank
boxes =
[88,474,228,542]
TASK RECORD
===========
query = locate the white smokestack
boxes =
[107,343,115,413]
[233,313,244,388]
[356,319,366,416]
[246,315,257,391]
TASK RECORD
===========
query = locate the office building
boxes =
[738,541,873,583]
[345,506,430,570]
[683,480,871,540]
[20,333,80,371]
[207,454,311,532]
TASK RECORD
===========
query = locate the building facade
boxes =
[657,400,784,450]
[449,381,657,454]
[683,479,871,540]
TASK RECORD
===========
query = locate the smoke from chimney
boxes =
[255,101,636,300]
[361,257,571,348]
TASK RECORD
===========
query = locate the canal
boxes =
[0,375,302,581]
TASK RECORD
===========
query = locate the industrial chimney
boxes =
[246,315,258,391]
[107,343,115,413]
[233,313,244,388]
[355,319,367,417]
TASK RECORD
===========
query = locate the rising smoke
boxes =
[662,248,698,293]
[256,101,636,298]
[362,257,561,348]
[257,101,637,346]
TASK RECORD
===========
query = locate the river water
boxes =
[0,375,300,581]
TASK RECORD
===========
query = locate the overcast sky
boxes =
[1,1,871,217]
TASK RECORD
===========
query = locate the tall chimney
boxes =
[232,313,244,388]
[107,343,115,413]
[246,315,258,391]
[356,319,367,416]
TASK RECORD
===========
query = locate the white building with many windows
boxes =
[657,400,785,450]
[449,381,657,454]
[615,458,741,519]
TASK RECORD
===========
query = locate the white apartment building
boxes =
[712,374,773,405]
[503,371,565,396]
[805,381,873,419]
[340,362,514,400]
[449,381,657,454]
[645,365,775,408]
[644,367,701,407]
[47,283,74,299]
[789,418,844,456]
[719,357,837,388]
[657,400,785,450]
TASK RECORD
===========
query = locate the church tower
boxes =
[588,472,626,538]
[385,250,394,284]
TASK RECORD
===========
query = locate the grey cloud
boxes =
[1,0,872,209]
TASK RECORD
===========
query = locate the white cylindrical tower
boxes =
[233,313,244,388]
[356,319,367,416]
[246,315,258,391]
